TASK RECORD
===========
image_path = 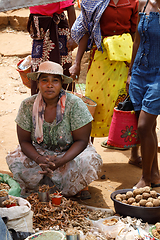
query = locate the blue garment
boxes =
[129,12,160,115]
[133,12,160,68]
[0,217,12,240]
[71,0,110,50]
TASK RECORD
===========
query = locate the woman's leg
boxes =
[135,110,160,188]
[151,123,160,185]
[129,146,142,168]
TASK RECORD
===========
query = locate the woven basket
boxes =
[68,91,97,117]
[107,107,140,149]
[17,59,31,88]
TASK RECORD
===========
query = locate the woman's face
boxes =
[38,73,63,100]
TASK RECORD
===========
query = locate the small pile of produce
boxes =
[115,186,160,207]
[151,222,160,239]
[0,182,10,191]
[2,196,18,207]
[38,185,50,193]
[0,189,8,197]
[26,191,111,234]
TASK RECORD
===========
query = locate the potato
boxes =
[143,186,151,193]
[139,188,144,194]
[139,199,147,206]
[131,202,137,206]
[158,196,160,200]
[115,194,122,201]
[122,200,127,204]
[116,197,122,202]
[133,188,141,197]
[135,194,142,202]
[142,192,150,199]
[121,194,127,200]
[126,191,133,199]
[147,197,154,203]
[145,201,153,207]
[153,199,160,207]
[150,190,157,198]
[127,197,135,205]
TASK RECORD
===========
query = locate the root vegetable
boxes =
[145,202,153,207]
[126,191,133,199]
[127,197,135,205]
[135,194,142,202]
[153,199,160,207]
[150,190,157,198]
[139,199,147,206]
[142,192,150,199]
[133,188,141,197]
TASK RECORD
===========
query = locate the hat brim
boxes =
[27,72,73,84]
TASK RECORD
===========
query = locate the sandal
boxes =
[79,190,91,200]
[128,157,142,169]
[101,139,128,150]
[76,189,91,200]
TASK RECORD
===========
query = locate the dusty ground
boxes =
[0,7,160,213]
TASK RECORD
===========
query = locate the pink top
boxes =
[29,0,74,16]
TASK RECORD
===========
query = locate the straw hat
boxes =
[27,61,73,84]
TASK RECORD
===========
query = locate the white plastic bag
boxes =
[0,196,33,232]
[92,216,126,239]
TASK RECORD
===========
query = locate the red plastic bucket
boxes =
[51,193,62,205]
[107,108,140,149]
[17,59,31,88]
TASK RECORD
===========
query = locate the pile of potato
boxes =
[152,222,160,239]
[115,186,160,207]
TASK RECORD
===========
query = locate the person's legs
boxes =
[128,146,142,168]
[150,122,160,186]
[134,110,160,188]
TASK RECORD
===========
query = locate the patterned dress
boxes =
[6,92,102,196]
[28,1,74,90]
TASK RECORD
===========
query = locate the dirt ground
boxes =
[0,7,160,213]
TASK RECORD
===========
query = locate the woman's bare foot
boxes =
[134,177,151,188]
[128,156,142,168]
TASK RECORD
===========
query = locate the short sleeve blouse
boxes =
[100,0,139,37]
[15,93,93,152]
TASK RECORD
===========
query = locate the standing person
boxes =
[126,0,160,188]
[69,0,142,168]
[27,1,77,95]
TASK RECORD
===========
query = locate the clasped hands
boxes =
[37,155,60,178]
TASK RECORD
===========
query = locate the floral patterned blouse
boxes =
[16,92,93,153]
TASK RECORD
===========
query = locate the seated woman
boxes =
[6,61,102,199]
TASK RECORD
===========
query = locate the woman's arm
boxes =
[126,16,140,93]
[69,33,89,80]
[39,122,91,173]
[66,5,76,29]
[17,125,51,166]
[66,5,78,51]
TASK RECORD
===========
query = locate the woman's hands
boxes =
[38,155,62,177]
[69,33,89,80]
[69,62,81,80]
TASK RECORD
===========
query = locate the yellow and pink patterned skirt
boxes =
[85,42,129,138]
